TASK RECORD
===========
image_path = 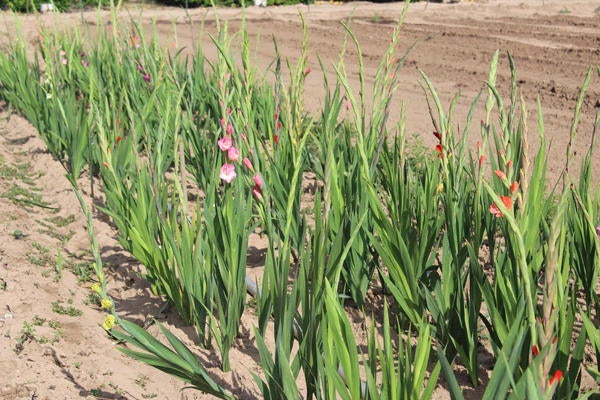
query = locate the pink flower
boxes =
[227,146,240,162]
[253,174,263,190]
[596,226,600,237]
[226,123,234,136]
[220,164,236,183]
[243,157,253,171]
[61,58,68,65]
[81,59,90,67]
[218,136,232,151]
[220,118,226,128]
[142,73,151,84]
[252,186,263,201]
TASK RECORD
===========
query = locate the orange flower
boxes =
[510,181,519,193]
[489,196,513,218]
[549,370,563,386]
[435,144,443,158]
[494,169,507,180]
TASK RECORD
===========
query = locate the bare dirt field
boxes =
[0,1,598,399]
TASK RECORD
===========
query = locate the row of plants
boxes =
[0,0,312,14]
[0,6,598,399]
[1,0,105,12]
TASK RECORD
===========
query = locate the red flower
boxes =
[116,136,122,143]
[549,370,563,386]
[479,155,485,167]
[531,345,540,356]
[273,134,279,145]
[433,131,444,158]
[489,196,513,218]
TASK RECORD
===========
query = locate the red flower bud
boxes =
[549,370,563,386]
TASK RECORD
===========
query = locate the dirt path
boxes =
[0,1,598,399]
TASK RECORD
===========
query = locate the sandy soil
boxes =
[0,1,598,399]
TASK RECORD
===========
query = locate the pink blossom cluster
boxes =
[217,123,264,200]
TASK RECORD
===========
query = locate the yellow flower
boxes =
[102,315,116,331]
[100,298,113,310]
[90,283,101,294]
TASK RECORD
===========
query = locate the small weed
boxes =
[32,315,46,326]
[135,375,149,389]
[55,249,64,281]
[90,388,102,397]
[108,383,123,395]
[84,292,101,307]
[37,218,75,243]
[28,253,53,267]
[31,241,49,253]
[38,225,75,244]
[52,301,83,317]
[11,229,28,239]
[45,214,76,227]
[28,241,54,268]
[2,185,55,210]
[0,277,6,290]
[142,394,158,399]
[74,361,82,369]
[48,319,64,341]
[38,335,52,344]
[0,157,35,184]
[369,15,383,23]
[559,7,571,14]
[14,321,36,353]
[48,320,62,330]
[70,262,95,282]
